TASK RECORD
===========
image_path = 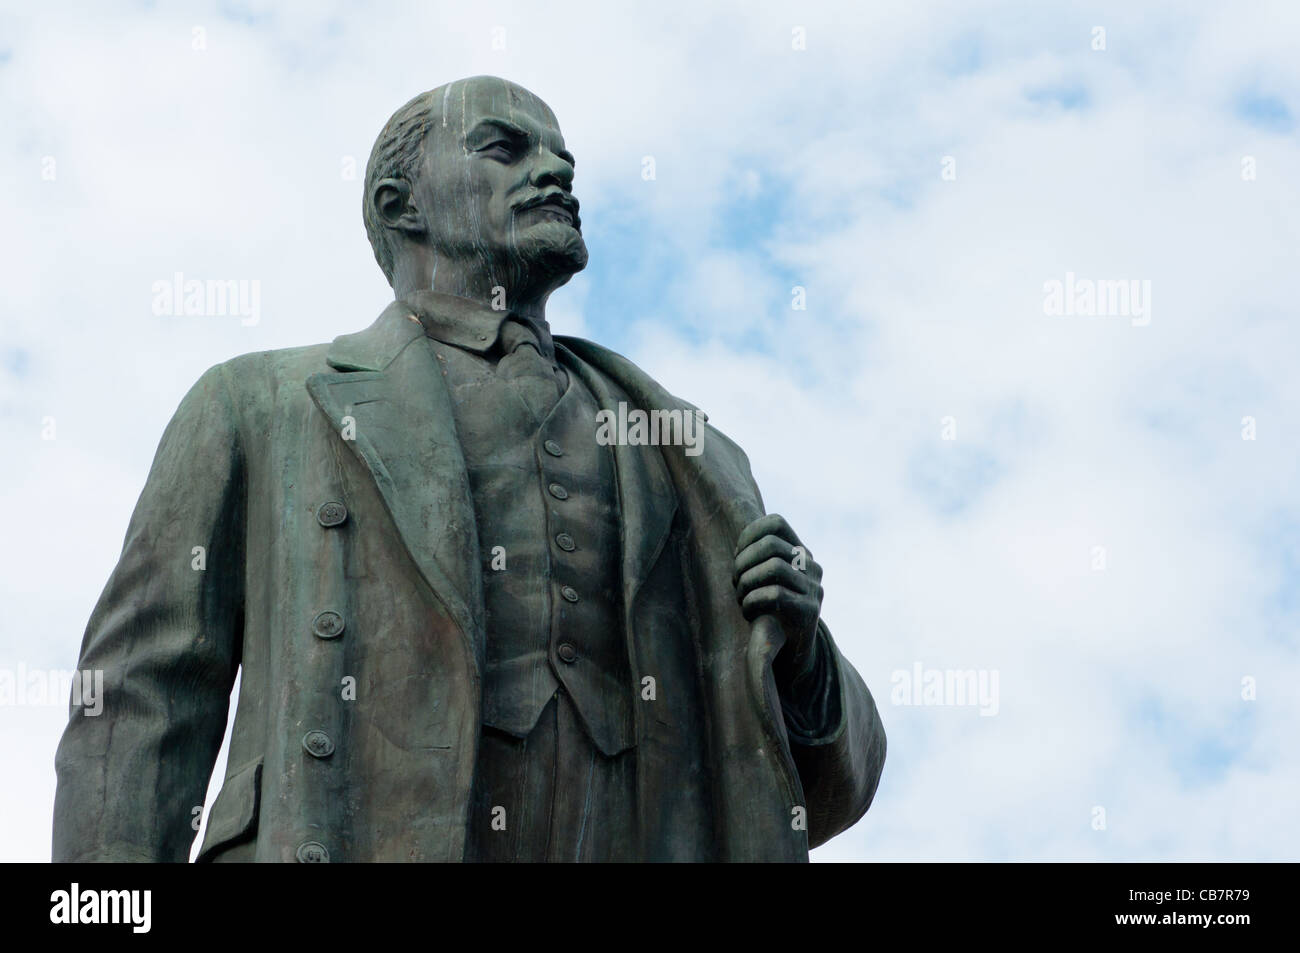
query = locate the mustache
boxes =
[514,190,581,229]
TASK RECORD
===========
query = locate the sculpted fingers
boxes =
[740,584,794,622]
[734,536,821,586]
[734,535,797,584]
[736,557,816,600]
[735,513,802,556]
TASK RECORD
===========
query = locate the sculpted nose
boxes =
[530,147,574,190]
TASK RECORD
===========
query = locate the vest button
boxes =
[543,440,563,457]
[555,533,576,552]
[312,610,345,640]
[302,730,335,759]
[316,501,347,527]
[296,841,330,863]
[560,585,580,603]
[557,642,578,663]
[548,483,569,500]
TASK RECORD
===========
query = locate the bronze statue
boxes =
[53,76,886,862]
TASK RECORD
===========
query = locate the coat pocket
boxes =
[195,757,263,862]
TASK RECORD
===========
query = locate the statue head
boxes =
[363,76,588,308]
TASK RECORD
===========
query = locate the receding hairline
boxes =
[417,76,560,143]
[393,83,567,182]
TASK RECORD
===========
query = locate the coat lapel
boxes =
[557,340,677,612]
[306,303,484,657]
[557,336,807,860]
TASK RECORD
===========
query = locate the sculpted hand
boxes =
[733,514,824,690]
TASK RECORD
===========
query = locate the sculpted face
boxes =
[412,76,587,298]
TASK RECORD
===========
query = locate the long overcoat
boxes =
[52,302,886,862]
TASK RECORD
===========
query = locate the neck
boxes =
[390,250,554,323]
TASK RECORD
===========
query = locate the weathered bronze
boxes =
[53,76,886,862]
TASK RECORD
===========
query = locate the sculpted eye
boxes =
[480,140,516,160]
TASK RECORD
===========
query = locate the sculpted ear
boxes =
[372,177,423,235]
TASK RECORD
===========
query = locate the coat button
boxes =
[548,483,568,500]
[312,610,345,640]
[543,440,563,457]
[296,841,330,863]
[560,585,580,603]
[557,642,578,663]
[302,730,334,758]
[316,501,348,527]
[555,533,576,552]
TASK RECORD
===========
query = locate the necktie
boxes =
[497,317,567,423]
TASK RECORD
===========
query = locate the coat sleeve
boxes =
[52,363,246,862]
[718,427,888,852]
[558,342,888,856]
[780,621,887,848]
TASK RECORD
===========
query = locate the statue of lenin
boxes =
[53,76,886,862]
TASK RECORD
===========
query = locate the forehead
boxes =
[437,77,561,138]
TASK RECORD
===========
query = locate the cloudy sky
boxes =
[2,0,1297,862]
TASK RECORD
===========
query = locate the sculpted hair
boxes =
[363,90,438,286]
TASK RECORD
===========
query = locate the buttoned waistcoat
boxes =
[52,300,887,862]
[439,337,634,755]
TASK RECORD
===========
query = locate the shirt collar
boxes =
[399,289,555,359]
